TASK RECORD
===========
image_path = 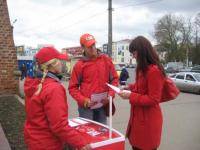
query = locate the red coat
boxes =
[127,65,164,150]
[68,54,119,107]
[24,77,89,150]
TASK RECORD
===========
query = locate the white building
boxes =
[24,47,39,56]
[113,39,136,65]
[37,44,54,49]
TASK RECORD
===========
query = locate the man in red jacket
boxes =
[68,33,119,124]
[24,47,91,150]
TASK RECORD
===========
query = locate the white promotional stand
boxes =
[69,96,125,150]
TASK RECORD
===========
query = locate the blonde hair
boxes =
[35,59,59,95]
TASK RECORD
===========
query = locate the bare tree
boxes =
[179,18,193,66]
[195,12,200,27]
[191,12,200,65]
[154,14,183,51]
[154,14,194,63]
[194,12,200,47]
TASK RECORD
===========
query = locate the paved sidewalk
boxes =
[0,124,11,150]
[16,79,200,150]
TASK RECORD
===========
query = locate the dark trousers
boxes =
[21,71,27,80]
[132,146,157,150]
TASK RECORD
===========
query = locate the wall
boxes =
[0,0,18,94]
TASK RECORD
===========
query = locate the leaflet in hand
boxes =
[106,83,121,93]
[106,83,131,94]
[90,92,108,109]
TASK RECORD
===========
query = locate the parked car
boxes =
[127,64,136,68]
[179,67,192,72]
[169,72,200,94]
[191,65,200,73]
[165,67,178,73]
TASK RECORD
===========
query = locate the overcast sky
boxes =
[7,0,200,50]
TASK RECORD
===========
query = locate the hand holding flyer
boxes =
[90,92,108,109]
[106,83,131,94]
[106,83,121,93]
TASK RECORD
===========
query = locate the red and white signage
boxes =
[69,117,125,150]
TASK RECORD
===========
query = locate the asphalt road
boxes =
[19,70,200,150]
[65,81,200,150]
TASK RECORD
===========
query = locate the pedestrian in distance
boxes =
[119,66,129,85]
[20,63,27,80]
[24,47,91,150]
[118,36,166,150]
[68,33,119,125]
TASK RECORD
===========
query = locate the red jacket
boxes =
[24,76,89,150]
[127,65,164,150]
[68,54,119,107]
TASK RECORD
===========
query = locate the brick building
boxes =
[0,0,18,94]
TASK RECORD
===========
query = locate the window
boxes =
[193,74,200,82]
[186,74,195,81]
[169,74,176,78]
[176,74,184,80]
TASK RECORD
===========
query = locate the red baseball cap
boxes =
[80,33,96,48]
[35,47,69,64]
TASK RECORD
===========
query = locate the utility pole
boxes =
[108,0,112,57]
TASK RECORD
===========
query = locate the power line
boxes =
[49,11,105,34]
[114,0,162,9]
[16,0,94,34]
[42,11,107,36]
[45,0,163,35]
[18,0,163,41]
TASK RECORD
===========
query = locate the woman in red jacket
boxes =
[24,47,91,150]
[119,36,165,150]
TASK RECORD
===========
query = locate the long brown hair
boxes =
[129,36,165,78]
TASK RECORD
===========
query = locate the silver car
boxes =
[169,72,200,94]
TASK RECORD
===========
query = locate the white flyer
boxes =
[106,83,121,93]
[106,83,131,94]
[90,92,108,109]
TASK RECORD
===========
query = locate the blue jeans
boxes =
[78,107,107,125]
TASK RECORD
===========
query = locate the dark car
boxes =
[127,64,136,68]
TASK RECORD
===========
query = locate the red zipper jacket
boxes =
[68,54,119,107]
[127,65,164,150]
[24,76,89,150]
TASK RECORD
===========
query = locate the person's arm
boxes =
[129,67,164,106]
[68,63,89,107]
[44,84,89,149]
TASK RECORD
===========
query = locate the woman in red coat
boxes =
[119,36,165,150]
[24,47,91,150]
